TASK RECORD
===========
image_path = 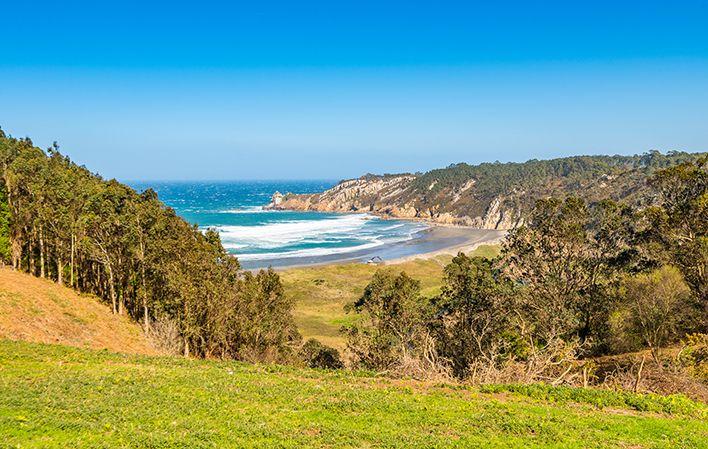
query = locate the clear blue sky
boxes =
[1,0,707,180]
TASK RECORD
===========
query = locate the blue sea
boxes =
[128,181,429,269]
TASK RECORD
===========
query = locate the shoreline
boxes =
[239,222,506,271]
[383,226,506,265]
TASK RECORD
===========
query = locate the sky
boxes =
[1,0,707,180]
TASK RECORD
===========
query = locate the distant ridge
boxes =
[268,151,707,229]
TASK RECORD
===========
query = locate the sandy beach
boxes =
[383,226,506,264]
[241,225,506,270]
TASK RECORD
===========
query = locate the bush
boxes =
[618,266,694,362]
[680,333,708,382]
[301,339,344,370]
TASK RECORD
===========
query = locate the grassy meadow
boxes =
[1,339,706,449]
[281,245,501,348]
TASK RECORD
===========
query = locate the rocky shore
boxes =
[264,176,523,230]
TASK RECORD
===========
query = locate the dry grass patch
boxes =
[0,267,156,355]
[282,245,500,349]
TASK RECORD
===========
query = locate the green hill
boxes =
[1,340,705,449]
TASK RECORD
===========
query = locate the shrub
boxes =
[619,266,693,362]
[301,339,344,370]
[680,333,708,382]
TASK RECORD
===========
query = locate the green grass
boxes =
[283,245,500,349]
[1,340,706,449]
[480,384,705,417]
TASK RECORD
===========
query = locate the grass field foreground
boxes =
[1,340,706,449]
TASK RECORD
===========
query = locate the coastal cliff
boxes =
[267,176,522,229]
[266,152,706,229]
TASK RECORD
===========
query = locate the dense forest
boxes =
[344,158,707,394]
[0,128,299,361]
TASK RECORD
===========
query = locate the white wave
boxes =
[236,239,386,261]
[206,212,430,260]
[378,223,406,231]
[217,206,266,214]
[214,214,372,249]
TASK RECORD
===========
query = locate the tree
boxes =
[647,157,707,311]
[621,266,693,363]
[502,198,619,349]
[0,129,299,362]
[231,268,300,361]
[432,254,512,378]
[345,269,431,370]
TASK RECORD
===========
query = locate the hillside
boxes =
[269,151,706,228]
[1,340,705,448]
[0,129,299,361]
[0,268,156,355]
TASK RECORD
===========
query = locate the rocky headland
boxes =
[265,152,705,230]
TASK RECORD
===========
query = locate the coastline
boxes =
[383,226,506,265]
[240,223,506,270]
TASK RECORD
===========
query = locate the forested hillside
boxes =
[339,156,707,397]
[0,128,298,361]
[272,152,706,228]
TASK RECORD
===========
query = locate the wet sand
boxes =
[240,226,506,270]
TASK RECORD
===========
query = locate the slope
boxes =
[270,151,706,228]
[0,267,156,355]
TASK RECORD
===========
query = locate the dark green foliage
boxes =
[0,129,298,361]
[232,269,301,361]
[432,254,513,377]
[0,185,11,263]
[301,339,344,369]
[344,269,431,370]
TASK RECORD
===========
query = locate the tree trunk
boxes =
[183,337,190,358]
[140,239,149,330]
[39,228,45,278]
[70,233,75,287]
[57,256,63,286]
[11,237,20,270]
[105,261,117,314]
[28,238,34,275]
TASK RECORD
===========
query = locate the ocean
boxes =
[127,180,429,269]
